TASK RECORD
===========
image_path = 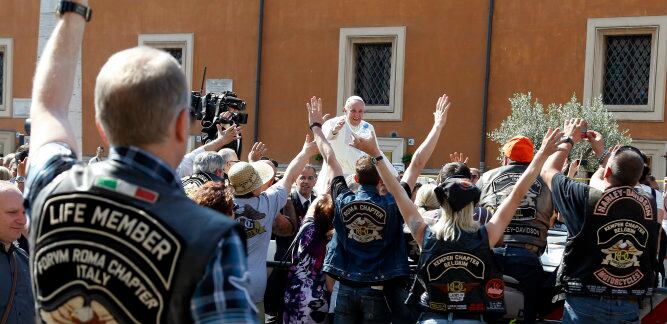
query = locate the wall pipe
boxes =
[252,0,265,143]
[479,0,494,173]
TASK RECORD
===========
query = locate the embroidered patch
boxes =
[426,252,486,281]
[340,201,386,243]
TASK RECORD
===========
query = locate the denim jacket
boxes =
[323,176,410,283]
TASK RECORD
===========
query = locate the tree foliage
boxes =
[489,93,632,171]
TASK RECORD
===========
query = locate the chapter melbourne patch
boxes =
[34,193,183,323]
[490,173,541,221]
[234,204,268,239]
[426,252,485,281]
[340,201,386,243]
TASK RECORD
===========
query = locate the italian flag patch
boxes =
[94,177,160,204]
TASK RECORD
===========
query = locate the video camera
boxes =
[190,90,248,143]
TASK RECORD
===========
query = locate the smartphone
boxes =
[581,127,588,139]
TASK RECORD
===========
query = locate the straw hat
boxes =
[228,161,275,195]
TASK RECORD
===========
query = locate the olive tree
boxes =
[489,93,631,172]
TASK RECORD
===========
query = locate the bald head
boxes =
[0,181,21,195]
[607,149,644,187]
[95,46,189,147]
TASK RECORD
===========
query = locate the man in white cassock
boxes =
[314,96,397,195]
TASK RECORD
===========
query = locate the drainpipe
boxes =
[252,0,265,143]
[479,0,494,173]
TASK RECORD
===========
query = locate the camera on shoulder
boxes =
[190,90,248,143]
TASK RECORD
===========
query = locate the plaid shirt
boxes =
[26,143,256,323]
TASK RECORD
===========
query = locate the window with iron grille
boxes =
[337,27,406,121]
[602,34,652,106]
[0,38,12,117]
[139,34,193,89]
[354,43,392,106]
[162,47,184,66]
[584,16,667,121]
[0,51,4,105]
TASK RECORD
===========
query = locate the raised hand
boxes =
[248,142,268,162]
[306,96,327,126]
[537,127,564,157]
[448,152,469,164]
[434,93,451,128]
[585,129,605,157]
[349,130,381,157]
[563,118,587,144]
[217,124,241,144]
[332,118,346,135]
[302,134,318,155]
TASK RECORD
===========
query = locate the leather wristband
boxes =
[371,155,384,165]
[309,122,322,130]
[597,150,610,166]
[56,1,92,22]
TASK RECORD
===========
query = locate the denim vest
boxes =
[323,184,410,283]
[0,244,35,323]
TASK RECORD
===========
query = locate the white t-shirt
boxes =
[233,184,288,303]
[314,116,397,195]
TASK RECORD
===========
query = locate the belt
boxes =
[339,279,386,290]
[598,295,638,303]
[502,243,542,255]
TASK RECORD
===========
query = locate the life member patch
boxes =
[490,173,541,221]
[34,193,182,323]
[340,201,387,243]
[426,252,486,281]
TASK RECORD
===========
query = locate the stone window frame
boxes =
[337,27,406,121]
[583,16,667,121]
[138,33,194,90]
[0,38,13,118]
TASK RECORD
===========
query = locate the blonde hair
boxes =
[414,183,439,215]
[431,202,479,241]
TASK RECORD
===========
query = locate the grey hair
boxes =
[344,96,365,108]
[218,148,238,164]
[303,164,318,177]
[0,167,10,181]
[193,152,224,175]
[94,46,189,147]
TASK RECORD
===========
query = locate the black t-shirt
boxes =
[550,172,590,236]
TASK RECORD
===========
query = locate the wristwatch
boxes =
[371,155,384,165]
[559,136,575,147]
[14,176,25,183]
[56,1,92,22]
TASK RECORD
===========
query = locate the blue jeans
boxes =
[493,246,543,324]
[334,283,391,324]
[563,295,639,324]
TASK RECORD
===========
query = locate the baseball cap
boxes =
[502,136,534,163]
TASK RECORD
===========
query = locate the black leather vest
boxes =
[558,186,659,297]
[30,161,241,323]
[478,164,552,251]
[181,171,220,198]
[409,227,506,315]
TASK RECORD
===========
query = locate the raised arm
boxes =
[350,131,427,247]
[541,118,586,191]
[306,97,343,179]
[29,0,89,157]
[402,93,451,190]
[276,135,318,190]
[486,128,563,247]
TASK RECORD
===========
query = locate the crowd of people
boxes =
[1,1,667,324]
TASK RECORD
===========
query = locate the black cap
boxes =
[434,176,481,212]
